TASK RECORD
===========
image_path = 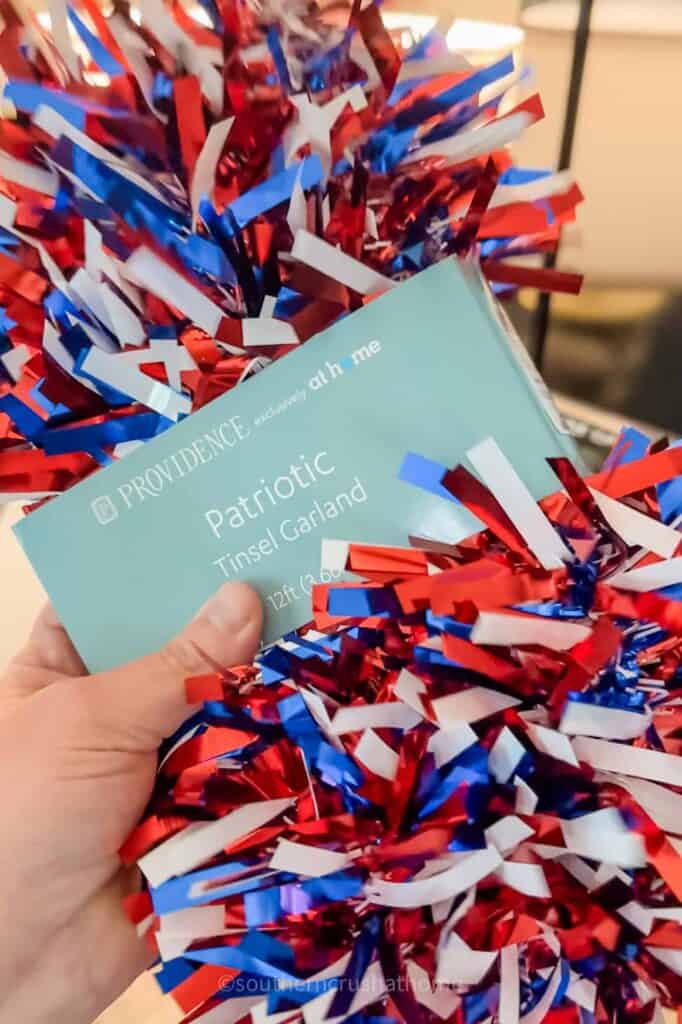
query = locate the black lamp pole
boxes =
[532,0,594,372]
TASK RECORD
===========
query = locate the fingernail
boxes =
[196,581,261,634]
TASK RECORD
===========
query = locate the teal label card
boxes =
[15,260,576,671]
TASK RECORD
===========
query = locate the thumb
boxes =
[83,581,262,746]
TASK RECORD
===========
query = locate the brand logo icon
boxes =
[91,495,118,526]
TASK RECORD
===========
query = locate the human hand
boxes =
[0,582,262,1024]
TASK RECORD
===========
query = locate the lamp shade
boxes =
[514,0,682,287]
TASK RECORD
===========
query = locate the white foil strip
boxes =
[35,105,170,204]
[287,162,307,235]
[331,702,421,735]
[471,611,591,651]
[349,32,381,91]
[157,723,203,771]
[654,907,682,923]
[111,438,146,458]
[135,912,155,939]
[619,900,654,934]
[432,897,455,925]
[427,724,477,769]
[301,960,386,1024]
[432,687,521,726]
[0,152,58,195]
[532,843,570,862]
[402,112,532,169]
[466,438,573,570]
[300,690,344,752]
[649,947,682,978]
[520,962,562,1024]
[441,884,477,940]
[43,321,99,395]
[364,846,502,909]
[608,557,682,593]
[514,777,538,814]
[543,929,562,957]
[560,808,646,868]
[489,727,526,783]
[0,490,58,504]
[159,904,225,937]
[598,774,682,835]
[7,0,64,84]
[157,904,226,958]
[320,539,349,574]
[558,853,598,889]
[242,317,299,347]
[526,723,578,767]
[490,169,574,210]
[191,116,235,226]
[394,668,429,716]
[592,864,629,889]
[634,980,658,1005]
[69,267,117,334]
[413,852,462,881]
[269,838,350,877]
[365,206,379,241]
[559,701,651,741]
[398,51,471,83]
[573,736,682,787]
[499,945,520,1024]
[75,319,118,354]
[250,953,353,1024]
[108,14,164,119]
[407,960,460,1020]
[291,229,396,296]
[124,246,224,337]
[80,344,192,420]
[567,975,597,1013]
[590,487,681,559]
[102,253,145,312]
[284,86,366,174]
[138,797,293,886]
[193,996,264,1024]
[0,194,67,291]
[354,729,399,781]
[496,861,550,898]
[1,344,30,382]
[47,0,81,80]
[436,932,497,985]
[485,816,534,856]
[84,220,106,279]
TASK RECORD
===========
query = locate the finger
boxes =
[73,870,156,1020]
[5,604,86,696]
[83,581,263,747]
[0,870,153,1024]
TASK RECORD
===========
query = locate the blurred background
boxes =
[385,0,682,454]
